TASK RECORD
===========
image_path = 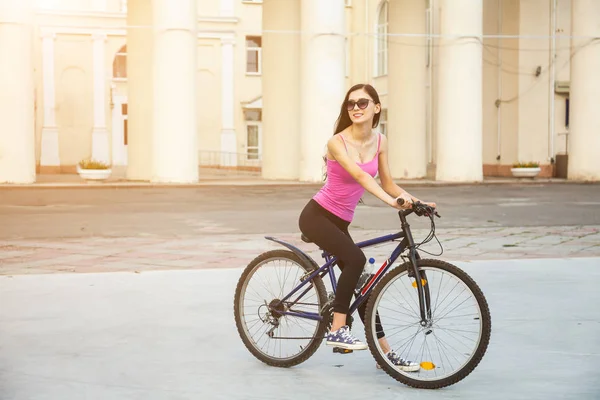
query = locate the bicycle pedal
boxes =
[332,347,353,354]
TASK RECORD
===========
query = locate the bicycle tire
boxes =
[364,258,491,389]
[234,249,328,368]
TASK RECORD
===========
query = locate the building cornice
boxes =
[34,9,239,24]
[199,16,239,24]
[39,25,236,41]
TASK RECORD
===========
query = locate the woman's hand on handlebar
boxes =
[395,197,437,210]
[387,188,439,216]
[392,193,413,210]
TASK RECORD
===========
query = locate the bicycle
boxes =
[233,199,491,389]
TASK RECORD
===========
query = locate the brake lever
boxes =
[423,206,441,218]
[398,199,440,218]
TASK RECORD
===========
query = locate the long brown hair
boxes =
[322,84,382,181]
[333,83,382,135]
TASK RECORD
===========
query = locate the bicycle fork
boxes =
[401,217,433,326]
[408,250,433,326]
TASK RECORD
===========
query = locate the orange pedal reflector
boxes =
[412,279,427,288]
[420,361,436,370]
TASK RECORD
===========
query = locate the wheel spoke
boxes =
[365,262,489,388]
[235,252,327,365]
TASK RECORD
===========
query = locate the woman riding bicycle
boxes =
[298,83,436,371]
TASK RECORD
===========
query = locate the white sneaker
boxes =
[326,325,368,350]
[376,351,420,372]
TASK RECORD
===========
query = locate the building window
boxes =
[246,36,262,75]
[565,98,570,128]
[121,103,128,145]
[244,109,262,160]
[113,45,127,79]
[375,0,388,77]
[379,109,388,136]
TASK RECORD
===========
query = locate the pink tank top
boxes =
[313,133,381,222]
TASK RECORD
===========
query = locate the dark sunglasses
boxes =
[346,98,373,111]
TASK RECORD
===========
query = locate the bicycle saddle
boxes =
[300,234,313,244]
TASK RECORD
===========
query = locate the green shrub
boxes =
[512,161,540,168]
[78,159,110,170]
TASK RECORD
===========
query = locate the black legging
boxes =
[299,199,384,338]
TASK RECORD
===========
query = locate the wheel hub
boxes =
[420,319,434,328]
[268,299,286,318]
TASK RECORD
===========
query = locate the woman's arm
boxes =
[376,134,436,207]
[327,135,402,209]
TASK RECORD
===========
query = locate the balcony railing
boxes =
[198,150,261,176]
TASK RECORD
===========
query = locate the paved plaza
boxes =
[1,258,599,400]
[1,182,599,275]
[0,182,599,399]
[0,224,599,276]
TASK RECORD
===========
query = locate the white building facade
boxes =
[0,0,598,183]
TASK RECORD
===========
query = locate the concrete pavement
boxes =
[2,184,600,240]
[1,258,599,399]
[1,183,599,399]
[1,184,599,275]
[1,225,599,275]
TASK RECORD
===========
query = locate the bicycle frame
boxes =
[273,210,433,325]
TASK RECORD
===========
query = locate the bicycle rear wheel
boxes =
[234,249,328,367]
[364,259,491,389]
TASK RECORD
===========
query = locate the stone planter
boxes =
[510,167,541,178]
[77,166,112,181]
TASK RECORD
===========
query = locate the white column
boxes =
[568,0,600,181]
[40,32,60,170]
[299,0,346,182]
[387,0,427,179]
[0,0,35,183]
[262,0,300,180]
[126,0,154,181]
[152,0,198,183]
[516,1,551,166]
[92,33,110,164]
[435,0,483,182]
[220,37,237,167]
[90,0,107,12]
[220,0,234,17]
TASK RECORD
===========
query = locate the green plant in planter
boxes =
[78,159,111,170]
[512,161,540,168]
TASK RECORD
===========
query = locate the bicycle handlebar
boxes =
[397,198,440,218]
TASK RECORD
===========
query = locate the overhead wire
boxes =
[382,33,600,103]
[2,17,598,105]
[2,18,599,42]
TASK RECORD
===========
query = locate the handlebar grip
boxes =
[397,198,405,206]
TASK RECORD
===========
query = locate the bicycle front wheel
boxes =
[364,259,491,389]
[234,249,328,367]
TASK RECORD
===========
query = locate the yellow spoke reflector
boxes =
[420,361,436,370]
[412,279,427,288]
